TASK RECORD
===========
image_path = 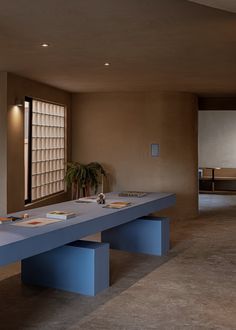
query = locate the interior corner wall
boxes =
[71,92,198,220]
[7,73,72,213]
[0,72,8,215]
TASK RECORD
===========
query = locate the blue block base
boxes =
[101,217,169,256]
[21,240,109,296]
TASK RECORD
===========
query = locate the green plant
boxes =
[65,161,106,199]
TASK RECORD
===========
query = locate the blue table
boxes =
[0,192,175,295]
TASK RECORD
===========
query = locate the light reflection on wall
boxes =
[11,105,23,131]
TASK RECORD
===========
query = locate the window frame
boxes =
[24,97,66,205]
[25,97,33,204]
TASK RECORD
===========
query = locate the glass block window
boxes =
[25,98,66,203]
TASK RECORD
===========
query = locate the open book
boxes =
[12,218,62,227]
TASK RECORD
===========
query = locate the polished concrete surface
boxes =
[0,194,235,329]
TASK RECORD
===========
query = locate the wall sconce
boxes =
[15,97,23,107]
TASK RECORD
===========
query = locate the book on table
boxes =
[103,201,131,209]
[12,218,62,227]
[0,216,22,224]
[76,197,97,203]
[118,191,147,197]
[46,211,76,220]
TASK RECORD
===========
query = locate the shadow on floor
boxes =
[0,249,175,330]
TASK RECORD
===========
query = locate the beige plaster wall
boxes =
[7,73,72,213]
[72,92,198,220]
[199,111,236,168]
[0,72,8,215]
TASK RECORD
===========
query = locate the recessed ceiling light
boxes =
[41,43,49,47]
[104,62,110,66]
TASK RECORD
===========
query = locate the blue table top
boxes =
[0,192,175,266]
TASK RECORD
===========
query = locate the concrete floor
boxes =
[0,194,235,329]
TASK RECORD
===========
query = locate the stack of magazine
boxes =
[46,211,76,220]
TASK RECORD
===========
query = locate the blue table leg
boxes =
[21,240,109,296]
[101,217,169,256]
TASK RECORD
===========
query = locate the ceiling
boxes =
[1,0,236,95]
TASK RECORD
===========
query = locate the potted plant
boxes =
[65,161,106,199]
